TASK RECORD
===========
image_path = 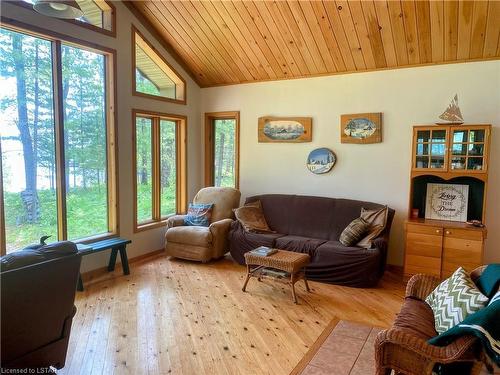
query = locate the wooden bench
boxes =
[76,237,132,291]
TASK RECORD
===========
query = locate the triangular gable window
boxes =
[133,27,186,103]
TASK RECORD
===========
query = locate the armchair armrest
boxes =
[166,215,187,229]
[406,273,441,300]
[209,219,234,258]
[376,328,479,363]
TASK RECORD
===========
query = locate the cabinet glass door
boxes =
[414,128,447,170]
[450,128,487,172]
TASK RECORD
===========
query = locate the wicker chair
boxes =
[375,266,487,375]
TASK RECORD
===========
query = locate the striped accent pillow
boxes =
[184,203,214,227]
[425,267,489,334]
[339,218,370,247]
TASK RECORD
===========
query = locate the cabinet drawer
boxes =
[407,224,443,236]
[405,255,441,277]
[443,228,483,240]
[406,232,442,257]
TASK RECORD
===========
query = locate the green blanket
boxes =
[428,288,500,366]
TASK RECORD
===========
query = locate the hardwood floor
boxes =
[61,253,405,375]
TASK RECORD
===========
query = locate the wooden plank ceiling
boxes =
[129,0,500,87]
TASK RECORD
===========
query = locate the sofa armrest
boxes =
[209,219,234,258]
[376,328,479,363]
[166,215,187,229]
[406,274,441,300]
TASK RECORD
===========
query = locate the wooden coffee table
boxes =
[242,249,311,304]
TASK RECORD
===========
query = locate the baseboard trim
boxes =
[80,248,164,286]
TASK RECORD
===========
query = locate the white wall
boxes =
[201,61,500,266]
[1,2,203,272]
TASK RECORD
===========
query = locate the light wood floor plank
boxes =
[60,254,405,375]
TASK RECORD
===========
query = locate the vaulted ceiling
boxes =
[127,1,500,87]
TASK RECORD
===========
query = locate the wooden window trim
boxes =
[131,25,187,105]
[0,19,119,252]
[204,111,240,189]
[132,109,187,233]
[5,0,117,38]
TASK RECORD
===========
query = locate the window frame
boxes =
[131,25,187,105]
[132,109,187,233]
[204,111,240,190]
[6,0,116,37]
[0,18,118,255]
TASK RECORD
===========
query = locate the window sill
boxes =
[134,220,168,233]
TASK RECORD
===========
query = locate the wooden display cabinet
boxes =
[404,124,491,279]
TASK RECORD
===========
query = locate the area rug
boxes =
[290,319,383,375]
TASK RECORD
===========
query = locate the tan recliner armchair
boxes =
[165,187,241,262]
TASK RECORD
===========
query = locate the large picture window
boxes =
[133,110,186,232]
[0,25,117,254]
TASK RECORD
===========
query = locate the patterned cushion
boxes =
[184,203,213,227]
[425,267,489,334]
[234,200,274,233]
[356,206,388,248]
[339,218,370,247]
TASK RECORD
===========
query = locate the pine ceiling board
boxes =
[456,1,474,60]
[227,1,288,78]
[298,0,339,72]
[322,0,356,71]
[243,1,302,77]
[444,0,459,61]
[276,1,324,74]
[373,0,397,67]
[469,1,488,59]
[415,0,432,64]
[133,2,211,86]
[189,0,262,82]
[483,1,500,57]
[146,2,225,84]
[348,0,377,69]
[335,0,367,70]
[309,0,346,72]
[206,1,275,80]
[264,0,312,76]
[286,1,328,73]
[387,0,409,66]
[361,0,387,69]
[429,0,444,62]
[401,0,420,65]
[173,1,248,83]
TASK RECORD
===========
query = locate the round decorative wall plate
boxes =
[307,148,336,174]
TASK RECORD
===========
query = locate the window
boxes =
[132,27,186,104]
[0,25,117,254]
[133,110,186,232]
[19,0,115,36]
[204,112,240,189]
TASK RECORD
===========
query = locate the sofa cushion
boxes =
[339,217,370,246]
[275,235,327,255]
[394,297,437,340]
[234,200,274,233]
[357,206,388,248]
[166,226,212,247]
[426,267,488,334]
[0,241,77,272]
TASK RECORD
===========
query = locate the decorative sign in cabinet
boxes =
[404,124,491,279]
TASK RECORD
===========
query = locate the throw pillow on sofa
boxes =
[234,200,274,233]
[339,218,370,247]
[425,267,489,334]
[356,206,388,248]
[184,203,214,227]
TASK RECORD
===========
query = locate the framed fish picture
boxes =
[258,116,312,143]
[340,113,382,144]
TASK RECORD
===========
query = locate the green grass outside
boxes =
[4,183,176,252]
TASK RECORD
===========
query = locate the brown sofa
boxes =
[228,194,395,287]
